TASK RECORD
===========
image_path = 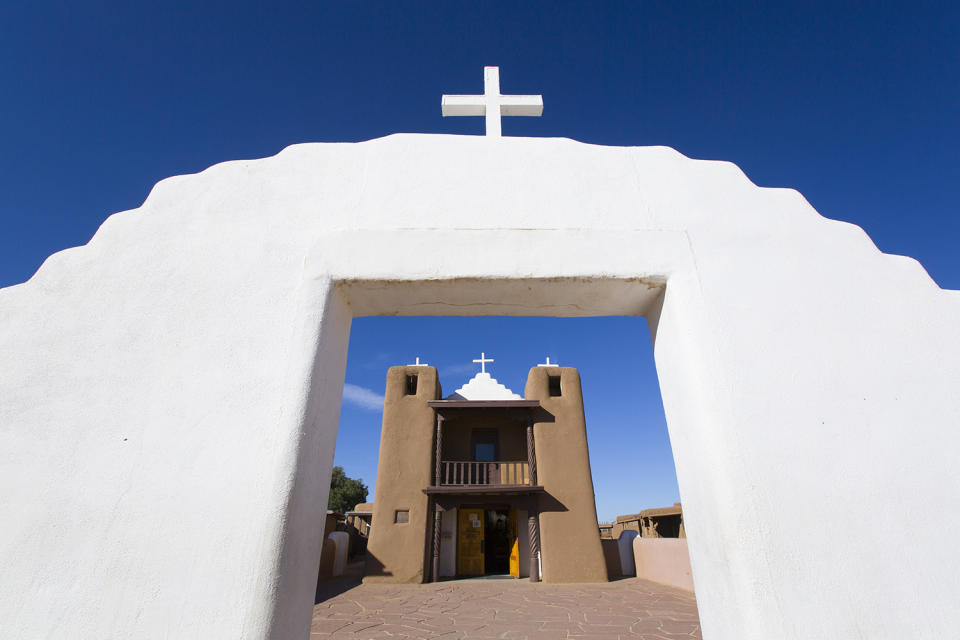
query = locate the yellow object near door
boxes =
[508,509,520,577]
[458,508,485,576]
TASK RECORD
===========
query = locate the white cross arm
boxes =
[441,95,486,117]
[441,94,543,117]
[501,95,543,117]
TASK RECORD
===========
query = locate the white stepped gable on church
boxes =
[446,352,522,400]
[446,372,522,401]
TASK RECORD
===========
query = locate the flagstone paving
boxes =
[311,572,701,640]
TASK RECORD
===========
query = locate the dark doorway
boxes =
[484,509,511,574]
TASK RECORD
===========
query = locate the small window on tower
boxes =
[405,374,418,395]
[394,510,409,524]
[548,375,562,397]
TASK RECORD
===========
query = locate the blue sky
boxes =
[1,3,957,520]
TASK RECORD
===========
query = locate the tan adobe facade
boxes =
[364,364,607,583]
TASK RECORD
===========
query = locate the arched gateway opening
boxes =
[272,272,711,637]
[311,311,695,632]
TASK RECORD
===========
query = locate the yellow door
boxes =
[508,509,520,577]
[458,508,485,576]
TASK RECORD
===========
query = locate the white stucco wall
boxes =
[1,134,958,639]
[440,508,457,577]
[517,509,529,579]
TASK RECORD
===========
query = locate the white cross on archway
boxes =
[407,357,428,366]
[537,357,558,367]
[441,66,543,138]
[472,352,494,374]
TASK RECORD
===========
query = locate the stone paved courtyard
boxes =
[311,564,702,639]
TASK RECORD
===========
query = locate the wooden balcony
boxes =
[441,461,530,486]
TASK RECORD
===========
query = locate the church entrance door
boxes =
[458,508,485,576]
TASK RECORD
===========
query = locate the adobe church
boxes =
[364,356,606,583]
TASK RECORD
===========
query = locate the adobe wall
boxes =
[634,538,695,592]
[524,367,608,583]
[2,134,959,639]
[363,366,440,583]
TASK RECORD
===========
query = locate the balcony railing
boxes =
[440,461,530,486]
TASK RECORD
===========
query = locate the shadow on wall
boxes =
[601,538,623,580]
[360,551,395,582]
[314,557,366,605]
[538,491,569,515]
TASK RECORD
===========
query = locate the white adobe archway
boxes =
[1,135,958,639]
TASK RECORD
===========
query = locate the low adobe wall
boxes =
[634,538,695,592]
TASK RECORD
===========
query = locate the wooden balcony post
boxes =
[526,419,537,486]
[432,501,442,582]
[528,502,541,582]
[434,414,443,485]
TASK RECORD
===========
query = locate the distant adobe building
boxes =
[612,503,686,540]
[364,355,607,583]
[345,503,373,538]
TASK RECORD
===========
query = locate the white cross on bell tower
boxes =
[441,67,543,138]
[473,352,494,374]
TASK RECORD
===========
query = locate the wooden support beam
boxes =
[528,505,541,583]
[432,501,442,583]
[434,415,443,485]
[526,420,537,485]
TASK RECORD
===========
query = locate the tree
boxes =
[327,465,368,514]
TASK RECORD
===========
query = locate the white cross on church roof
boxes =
[441,66,543,138]
[472,352,494,374]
